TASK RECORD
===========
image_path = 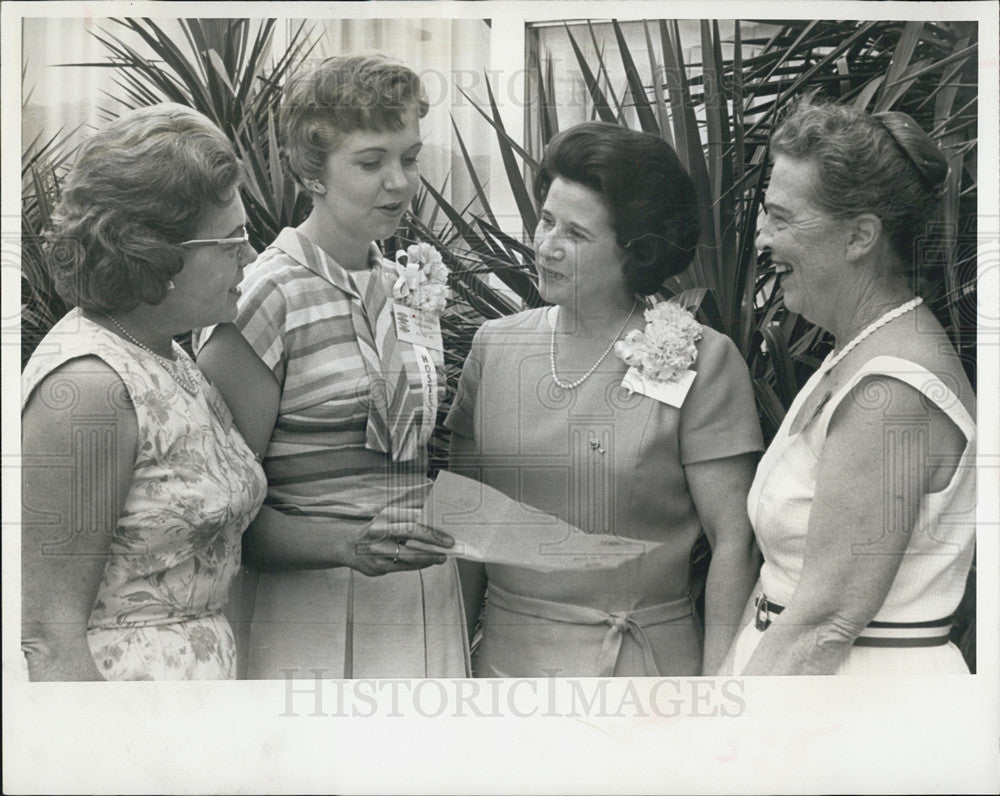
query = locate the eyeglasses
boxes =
[178,228,250,249]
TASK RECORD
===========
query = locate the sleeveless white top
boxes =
[748,355,976,624]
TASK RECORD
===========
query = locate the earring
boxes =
[307,180,327,195]
[167,280,175,291]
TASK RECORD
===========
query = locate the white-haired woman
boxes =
[725,102,975,675]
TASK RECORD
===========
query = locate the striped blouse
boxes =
[233,228,441,520]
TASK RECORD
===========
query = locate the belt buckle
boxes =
[754,595,770,631]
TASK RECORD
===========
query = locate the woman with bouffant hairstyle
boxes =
[448,122,763,677]
[723,101,975,675]
[531,121,701,295]
[199,55,468,679]
[21,103,264,680]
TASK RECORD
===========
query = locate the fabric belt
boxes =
[487,582,693,676]
[753,595,952,648]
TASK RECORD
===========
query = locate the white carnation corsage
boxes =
[389,242,450,317]
[614,300,702,407]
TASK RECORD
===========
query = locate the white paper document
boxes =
[417,471,661,572]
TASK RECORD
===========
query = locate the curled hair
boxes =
[281,54,429,186]
[533,122,700,295]
[46,102,239,314]
[771,100,949,272]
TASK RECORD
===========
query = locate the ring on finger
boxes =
[391,542,402,563]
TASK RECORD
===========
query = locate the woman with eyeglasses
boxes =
[21,103,265,680]
[198,55,468,679]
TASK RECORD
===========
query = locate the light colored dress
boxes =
[224,228,469,679]
[731,355,976,674]
[445,307,764,677]
[21,310,266,680]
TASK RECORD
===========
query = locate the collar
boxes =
[268,228,385,299]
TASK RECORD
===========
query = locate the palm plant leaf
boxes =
[657,21,690,161]
[611,19,659,134]
[481,78,539,234]
[476,216,537,264]
[21,137,73,367]
[456,84,539,171]
[539,51,560,143]
[758,324,798,407]
[872,21,924,111]
[563,23,617,123]
[23,15,977,670]
[643,21,674,149]
[449,115,498,229]
[420,177,542,306]
[590,34,626,124]
[658,21,720,311]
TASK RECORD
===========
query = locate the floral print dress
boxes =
[22,310,266,679]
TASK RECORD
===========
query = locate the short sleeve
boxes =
[679,328,764,465]
[232,255,289,385]
[444,324,486,440]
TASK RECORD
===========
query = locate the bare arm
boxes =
[740,375,964,675]
[197,323,280,458]
[717,577,762,676]
[198,324,452,575]
[685,452,761,675]
[21,359,137,680]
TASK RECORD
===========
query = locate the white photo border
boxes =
[3,2,998,793]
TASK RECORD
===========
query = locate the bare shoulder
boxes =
[830,355,969,471]
[880,305,974,411]
[23,356,138,453]
[197,322,280,394]
[199,321,255,358]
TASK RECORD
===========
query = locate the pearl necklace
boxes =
[550,300,638,390]
[102,312,200,395]
[821,297,923,373]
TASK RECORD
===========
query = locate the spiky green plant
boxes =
[20,56,78,368]
[74,17,320,251]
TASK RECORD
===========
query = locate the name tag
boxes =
[412,344,439,441]
[392,303,443,351]
[621,366,696,408]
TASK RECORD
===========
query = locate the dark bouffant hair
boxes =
[281,54,429,187]
[771,100,949,272]
[533,122,700,295]
[46,103,239,314]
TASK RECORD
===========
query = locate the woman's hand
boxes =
[241,503,454,574]
[344,506,455,577]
